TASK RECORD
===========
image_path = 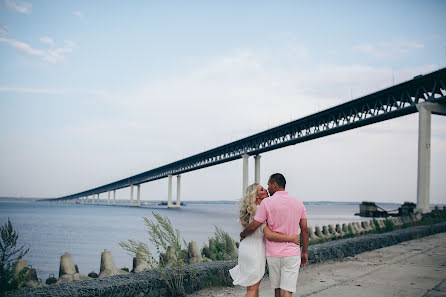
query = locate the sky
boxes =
[1,0,445,204]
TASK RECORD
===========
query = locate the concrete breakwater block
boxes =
[133,245,155,272]
[13,259,44,288]
[57,253,90,283]
[99,250,128,278]
[188,241,202,264]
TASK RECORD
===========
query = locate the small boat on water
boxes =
[158,201,186,206]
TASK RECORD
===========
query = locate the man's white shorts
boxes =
[267,256,301,293]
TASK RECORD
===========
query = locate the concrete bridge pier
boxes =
[242,154,249,195]
[96,193,100,204]
[254,154,261,184]
[136,184,141,206]
[416,102,446,213]
[176,175,181,207]
[107,191,110,205]
[167,174,181,208]
[113,190,116,205]
[130,185,134,206]
[167,175,173,207]
[242,154,262,194]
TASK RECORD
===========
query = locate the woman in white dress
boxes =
[229,183,300,297]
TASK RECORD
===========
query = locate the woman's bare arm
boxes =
[263,225,300,245]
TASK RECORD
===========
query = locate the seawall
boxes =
[6,221,446,297]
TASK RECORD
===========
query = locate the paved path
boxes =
[188,232,446,297]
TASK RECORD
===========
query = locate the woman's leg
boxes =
[245,280,261,297]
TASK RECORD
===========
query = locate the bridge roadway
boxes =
[46,67,446,209]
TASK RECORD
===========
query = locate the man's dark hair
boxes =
[269,173,286,189]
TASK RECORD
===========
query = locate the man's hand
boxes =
[300,252,308,267]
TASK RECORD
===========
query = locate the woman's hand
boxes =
[291,234,300,245]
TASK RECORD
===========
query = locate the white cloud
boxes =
[73,11,83,18]
[0,86,106,96]
[354,40,424,58]
[0,37,76,63]
[1,0,31,14]
[40,36,54,45]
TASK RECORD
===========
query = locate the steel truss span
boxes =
[51,67,446,201]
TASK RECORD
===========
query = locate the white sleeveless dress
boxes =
[229,222,266,286]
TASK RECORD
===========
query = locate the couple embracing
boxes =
[230,173,309,297]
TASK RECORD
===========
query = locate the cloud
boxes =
[0,86,106,96]
[354,40,424,58]
[1,0,31,14]
[0,25,7,35]
[40,36,54,45]
[0,37,76,63]
[73,11,83,18]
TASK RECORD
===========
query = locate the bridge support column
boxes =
[97,193,100,204]
[416,102,446,213]
[113,190,116,205]
[176,175,181,207]
[130,185,134,206]
[107,191,110,205]
[91,195,94,205]
[167,175,173,207]
[136,185,141,206]
[254,154,261,184]
[242,154,249,195]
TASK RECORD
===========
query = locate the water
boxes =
[0,200,398,280]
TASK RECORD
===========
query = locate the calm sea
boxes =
[0,200,398,280]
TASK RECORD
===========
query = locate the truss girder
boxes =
[53,68,446,201]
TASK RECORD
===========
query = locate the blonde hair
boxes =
[239,183,259,228]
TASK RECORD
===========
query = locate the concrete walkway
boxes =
[188,232,446,297]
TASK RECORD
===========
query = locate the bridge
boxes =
[44,67,446,213]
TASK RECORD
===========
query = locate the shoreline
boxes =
[188,232,446,296]
[6,221,446,297]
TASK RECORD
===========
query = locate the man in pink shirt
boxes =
[240,173,309,297]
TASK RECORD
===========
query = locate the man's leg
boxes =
[278,256,301,296]
[267,257,281,297]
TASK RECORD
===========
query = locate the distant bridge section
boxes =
[47,67,446,204]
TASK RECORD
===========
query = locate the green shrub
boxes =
[383,219,395,232]
[119,212,188,296]
[372,219,382,233]
[0,218,29,294]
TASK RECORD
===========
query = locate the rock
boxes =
[315,226,326,239]
[328,224,340,237]
[361,221,370,232]
[57,253,90,283]
[308,227,318,240]
[57,274,74,283]
[133,246,154,272]
[59,253,76,277]
[73,273,90,281]
[188,241,202,264]
[335,224,345,237]
[348,223,358,235]
[98,250,128,278]
[14,259,28,279]
[342,223,349,234]
[322,226,331,239]
[88,271,98,278]
[27,268,38,282]
[46,274,57,285]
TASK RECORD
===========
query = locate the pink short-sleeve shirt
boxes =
[254,191,307,257]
